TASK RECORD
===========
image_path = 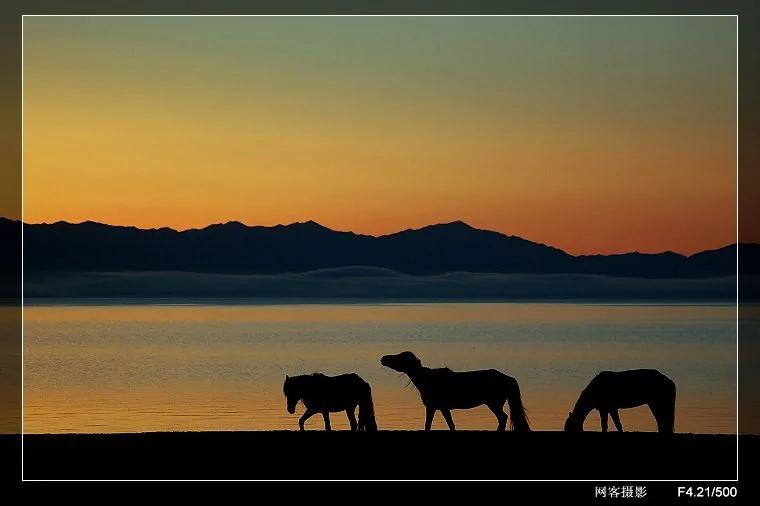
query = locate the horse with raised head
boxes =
[283,373,377,431]
[564,369,676,433]
[380,351,530,431]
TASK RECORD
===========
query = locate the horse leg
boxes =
[599,409,609,432]
[424,406,435,431]
[610,409,623,432]
[299,408,316,431]
[322,411,332,431]
[487,402,508,432]
[649,402,671,433]
[346,408,358,431]
[651,393,675,434]
[441,409,456,431]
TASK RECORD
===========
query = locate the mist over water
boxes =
[23,302,736,433]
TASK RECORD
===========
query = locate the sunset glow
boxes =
[22,16,737,255]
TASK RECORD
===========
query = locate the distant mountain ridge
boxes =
[1,217,753,278]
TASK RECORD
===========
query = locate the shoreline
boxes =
[13,431,753,480]
[20,297,740,306]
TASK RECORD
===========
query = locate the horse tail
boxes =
[357,383,377,432]
[506,376,530,432]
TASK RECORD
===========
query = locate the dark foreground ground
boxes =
[10,431,754,481]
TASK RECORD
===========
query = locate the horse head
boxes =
[381,351,422,373]
[564,411,584,432]
[283,375,301,414]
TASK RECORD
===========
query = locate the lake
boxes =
[23,302,737,433]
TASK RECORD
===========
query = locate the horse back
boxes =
[448,368,510,384]
[423,367,513,409]
[590,369,674,408]
[302,373,370,412]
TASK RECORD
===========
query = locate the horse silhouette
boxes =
[564,369,676,433]
[283,373,377,431]
[380,351,530,431]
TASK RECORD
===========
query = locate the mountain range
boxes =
[1,217,753,278]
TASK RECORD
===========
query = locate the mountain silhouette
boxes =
[2,217,755,278]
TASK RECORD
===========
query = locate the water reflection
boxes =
[23,303,736,433]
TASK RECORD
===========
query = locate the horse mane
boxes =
[571,384,593,414]
[284,373,328,396]
[284,374,310,398]
[570,374,603,417]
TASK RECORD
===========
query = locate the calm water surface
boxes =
[23,302,737,433]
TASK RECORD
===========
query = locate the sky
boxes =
[22,16,736,255]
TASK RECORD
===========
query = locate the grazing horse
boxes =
[380,351,530,431]
[564,369,676,433]
[283,373,377,431]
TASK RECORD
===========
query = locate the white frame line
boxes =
[19,13,741,484]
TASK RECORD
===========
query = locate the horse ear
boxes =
[286,375,289,380]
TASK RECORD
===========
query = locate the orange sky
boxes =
[22,17,737,255]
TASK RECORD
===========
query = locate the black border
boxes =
[2,2,759,501]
